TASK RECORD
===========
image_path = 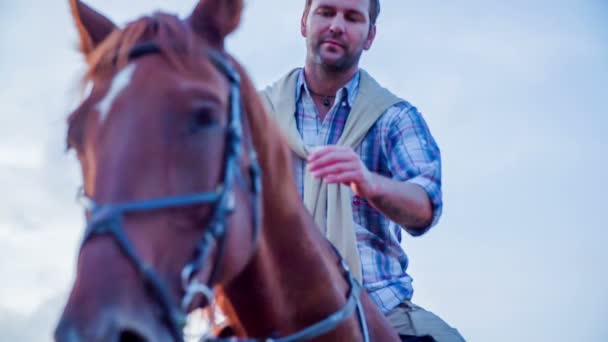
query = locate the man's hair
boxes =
[304,0,381,26]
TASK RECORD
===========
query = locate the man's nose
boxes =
[329,14,346,34]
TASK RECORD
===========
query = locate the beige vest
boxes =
[260,68,402,282]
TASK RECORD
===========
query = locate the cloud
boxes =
[0,293,66,342]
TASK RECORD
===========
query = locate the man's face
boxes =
[302,0,376,72]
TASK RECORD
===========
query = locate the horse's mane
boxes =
[76,11,303,224]
[234,62,304,224]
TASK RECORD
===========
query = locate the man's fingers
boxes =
[308,149,356,172]
[323,171,360,185]
[308,145,347,162]
[311,161,358,178]
[308,154,352,172]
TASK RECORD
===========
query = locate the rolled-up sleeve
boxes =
[381,103,443,236]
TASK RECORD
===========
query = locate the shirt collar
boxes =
[295,68,360,107]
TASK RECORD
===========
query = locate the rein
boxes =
[77,41,369,342]
[202,254,370,342]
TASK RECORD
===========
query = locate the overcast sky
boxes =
[0,1,607,341]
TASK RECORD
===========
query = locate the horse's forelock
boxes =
[84,13,197,83]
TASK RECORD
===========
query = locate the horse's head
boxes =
[56,1,261,341]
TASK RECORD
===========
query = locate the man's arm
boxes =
[308,104,442,235]
[366,173,433,233]
[307,146,433,234]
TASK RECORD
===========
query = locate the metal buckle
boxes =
[225,190,236,212]
[181,279,215,313]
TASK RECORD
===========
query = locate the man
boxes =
[261,0,464,340]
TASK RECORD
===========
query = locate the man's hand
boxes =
[307,146,377,198]
[307,145,434,231]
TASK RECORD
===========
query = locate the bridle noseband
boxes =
[76,41,369,342]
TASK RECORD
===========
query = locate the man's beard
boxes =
[311,40,364,73]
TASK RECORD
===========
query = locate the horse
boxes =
[55,0,402,341]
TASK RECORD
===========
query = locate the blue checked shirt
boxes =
[292,69,443,313]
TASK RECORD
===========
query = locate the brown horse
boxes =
[55,0,400,341]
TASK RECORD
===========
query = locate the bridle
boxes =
[76,41,369,342]
[78,41,261,341]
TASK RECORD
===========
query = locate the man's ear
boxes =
[188,0,244,48]
[69,0,116,56]
[364,24,376,50]
[301,9,309,38]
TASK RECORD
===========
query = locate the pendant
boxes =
[323,97,331,107]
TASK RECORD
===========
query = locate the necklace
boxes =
[308,90,336,107]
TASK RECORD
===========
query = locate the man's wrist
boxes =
[363,172,383,201]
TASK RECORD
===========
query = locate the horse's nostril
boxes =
[119,330,147,342]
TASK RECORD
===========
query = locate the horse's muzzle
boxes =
[54,310,167,342]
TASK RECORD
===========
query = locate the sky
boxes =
[0,0,607,341]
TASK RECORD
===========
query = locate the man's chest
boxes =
[298,99,349,146]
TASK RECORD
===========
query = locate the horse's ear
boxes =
[188,0,244,48]
[69,0,116,56]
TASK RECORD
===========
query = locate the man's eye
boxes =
[318,9,333,17]
[346,14,363,22]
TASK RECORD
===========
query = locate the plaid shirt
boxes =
[292,69,443,313]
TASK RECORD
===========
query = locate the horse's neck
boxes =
[220,203,361,339]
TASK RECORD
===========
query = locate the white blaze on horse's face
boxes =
[83,80,94,100]
[95,64,137,124]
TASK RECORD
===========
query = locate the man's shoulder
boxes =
[261,68,302,97]
[259,68,302,110]
[258,68,303,119]
[386,100,417,115]
[375,99,425,129]
[356,69,408,114]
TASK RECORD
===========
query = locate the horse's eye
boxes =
[189,107,218,133]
